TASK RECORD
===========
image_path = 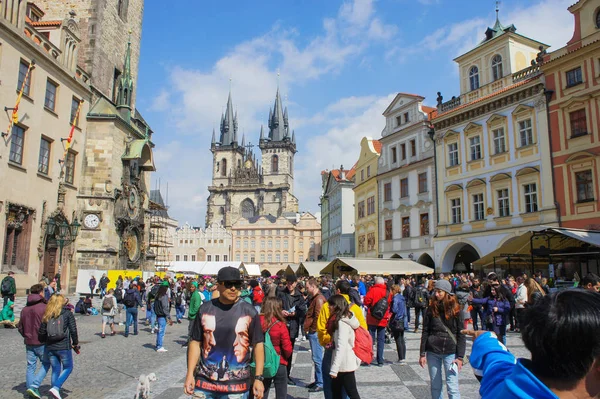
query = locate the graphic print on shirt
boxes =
[192,299,263,393]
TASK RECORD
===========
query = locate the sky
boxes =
[135,0,575,227]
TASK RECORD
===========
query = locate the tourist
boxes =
[183,267,265,398]
[1,270,16,307]
[413,278,430,333]
[38,294,79,399]
[390,284,408,364]
[419,280,465,399]
[468,279,484,331]
[154,281,173,352]
[277,274,306,385]
[183,281,201,347]
[580,273,600,292]
[88,275,97,297]
[123,281,143,337]
[261,296,292,399]
[471,282,510,343]
[363,276,392,366]
[327,294,362,399]
[304,277,326,392]
[45,281,56,301]
[524,278,545,307]
[514,276,527,332]
[100,288,118,338]
[99,273,110,299]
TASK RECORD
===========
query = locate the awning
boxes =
[167,261,205,274]
[298,261,330,276]
[243,263,262,276]
[319,258,434,277]
[168,261,246,276]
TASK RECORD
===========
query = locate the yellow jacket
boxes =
[317,294,367,346]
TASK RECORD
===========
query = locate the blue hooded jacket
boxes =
[391,293,409,330]
[470,332,558,399]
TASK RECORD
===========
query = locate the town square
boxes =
[1,0,600,398]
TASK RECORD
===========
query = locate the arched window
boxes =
[272,155,279,173]
[469,66,479,91]
[241,199,255,219]
[221,158,227,177]
[491,55,503,81]
[596,10,600,28]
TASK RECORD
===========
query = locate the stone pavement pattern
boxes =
[0,297,531,398]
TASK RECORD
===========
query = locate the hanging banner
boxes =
[6,60,35,136]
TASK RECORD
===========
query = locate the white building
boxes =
[377,94,436,268]
[320,166,355,260]
[169,223,231,263]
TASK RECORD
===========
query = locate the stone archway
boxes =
[441,243,480,273]
[417,253,435,269]
[241,198,256,219]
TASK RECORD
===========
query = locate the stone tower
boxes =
[37,0,144,106]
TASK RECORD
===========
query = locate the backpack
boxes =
[102,296,113,311]
[1,277,11,295]
[370,290,390,320]
[250,322,281,378]
[175,291,183,306]
[46,313,66,342]
[253,287,265,305]
[123,290,137,308]
[149,285,159,301]
[414,287,428,308]
[353,326,373,364]
[114,288,123,303]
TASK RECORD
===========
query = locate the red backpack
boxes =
[253,287,265,305]
[353,326,373,364]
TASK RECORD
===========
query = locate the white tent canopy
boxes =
[168,261,206,274]
[244,264,262,276]
[298,261,330,276]
[320,258,434,277]
[167,261,261,277]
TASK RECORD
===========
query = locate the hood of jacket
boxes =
[340,315,360,330]
[26,294,46,306]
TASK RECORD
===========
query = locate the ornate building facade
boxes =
[169,223,231,263]
[206,90,298,228]
[354,138,381,258]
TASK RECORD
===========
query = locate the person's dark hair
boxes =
[261,296,286,324]
[157,285,168,298]
[328,294,351,333]
[30,284,43,294]
[581,273,600,287]
[336,279,351,295]
[522,289,600,385]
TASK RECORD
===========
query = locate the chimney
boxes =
[339,165,345,180]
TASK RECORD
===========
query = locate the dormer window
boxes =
[396,116,401,126]
[469,66,480,91]
[491,55,503,81]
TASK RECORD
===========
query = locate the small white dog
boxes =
[134,372,157,399]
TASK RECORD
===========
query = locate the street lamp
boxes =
[45,216,81,275]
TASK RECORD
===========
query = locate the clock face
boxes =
[128,187,140,219]
[84,213,100,229]
[124,229,141,262]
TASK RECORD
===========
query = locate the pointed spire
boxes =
[284,107,289,128]
[211,128,216,145]
[116,32,134,122]
[241,133,245,148]
[268,87,286,141]
[260,125,264,141]
[219,89,238,146]
[292,130,296,144]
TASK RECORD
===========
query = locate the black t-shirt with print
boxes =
[191,298,264,393]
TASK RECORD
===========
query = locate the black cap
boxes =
[217,267,242,282]
[285,274,297,282]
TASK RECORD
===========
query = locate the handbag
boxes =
[435,316,469,365]
[389,318,404,332]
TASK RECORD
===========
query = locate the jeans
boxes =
[331,371,361,399]
[307,332,324,387]
[100,287,107,298]
[175,304,185,321]
[391,329,406,361]
[470,308,484,331]
[125,307,138,335]
[194,390,249,399]
[149,306,157,329]
[47,349,74,390]
[156,316,167,349]
[323,347,348,399]
[414,307,427,330]
[26,345,48,389]
[263,363,287,399]
[406,305,411,323]
[368,325,386,365]
[4,294,14,307]
[426,352,460,399]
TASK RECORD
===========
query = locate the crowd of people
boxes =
[3,268,600,399]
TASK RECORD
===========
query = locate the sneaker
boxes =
[26,388,41,399]
[301,336,306,341]
[287,377,296,386]
[49,387,62,399]
[307,382,317,389]
[156,347,168,352]
[308,386,323,393]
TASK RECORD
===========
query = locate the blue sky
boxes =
[135,0,574,227]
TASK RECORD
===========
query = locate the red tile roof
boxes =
[432,75,542,120]
[372,140,382,154]
[421,106,438,121]
[27,17,62,27]
[327,162,357,182]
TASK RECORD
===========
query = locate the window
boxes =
[244,254,248,262]
[367,196,375,215]
[64,151,76,184]
[566,67,583,87]
[283,254,288,262]
[448,143,459,166]
[524,183,538,213]
[244,240,248,248]
[400,178,409,198]
[385,220,393,240]
[418,172,427,193]
[275,240,280,249]
[597,10,600,28]
[268,240,272,248]
[38,137,51,174]
[404,112,409,123]
[469,66,479,91]
[451,198,462,224]
[357,201,365,218]
[402,217,410,238]
[284,240,288,249]
[184,255,188,261]
[400,143,406,160]
[267,254,272,262]
[384,183,392,202]
[391,147,397,163]
[191,255,196,261]
[576,170,594,202]
[44,80,58,111]
[420,213,429,236]
[70,97,81,126]
[519,119,534,146]
[216,255,220,261]
[221,158,227,177]
[272,155,279,172]
[367,165,371,177]
[410,140,416,157]
[570,109,588,137]
[473,193,485,221]
[117,0,128,19]
[251,240,255,249]
[360,169,364,181]
[9,125,25,164]
[396,116,401,126]
[491,55,503,81]
[223,255,228,261]
[17,60,32,96]
[299,241,304,249]
[497,189,510,217]
[176,255,180,261]
[493,128,506,154]
[470,136,481,160]
[260,240,265,249]
[233,254,238,261]
[260,254,265,262]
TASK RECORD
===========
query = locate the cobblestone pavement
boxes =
[1,297,531,398]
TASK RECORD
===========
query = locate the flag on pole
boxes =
[62,99,84,161]
[6,60,35,135]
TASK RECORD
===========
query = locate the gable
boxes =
[383,93,425,116]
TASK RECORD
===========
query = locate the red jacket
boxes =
[17,294,46,346]
[363,283,392,327]
[260,315,293,366]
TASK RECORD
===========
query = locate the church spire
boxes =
[116,34,134,122]
[219,90,238,146]
[268,87,287,141]
[259,125,264,141]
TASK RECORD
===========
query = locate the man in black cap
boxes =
[184,267,265,399]
[277,274,307,385]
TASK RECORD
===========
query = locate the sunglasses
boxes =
[221,281,243,290]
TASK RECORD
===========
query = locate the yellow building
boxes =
[354,138,381,258]
[431,13,558,273]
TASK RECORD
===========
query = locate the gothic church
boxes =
[206,89,298,228]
